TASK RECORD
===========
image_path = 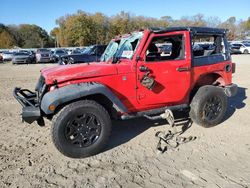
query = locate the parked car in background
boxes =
[36,48,51,63]
[0,54,3,63]
[242,40,250,44]
[51,49,68,63]
[229,44,242,54]
[67,48,82,55]
[12,51,36,64]
[69,49,82,55]
[59,45,106,65]
[231,42,250,54]
[1,51,14,61]
[158,44,172,56]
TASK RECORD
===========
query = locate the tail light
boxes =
[232,63,236,73]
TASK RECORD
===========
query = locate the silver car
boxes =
[1,52,14,61]
[12,52,35,64]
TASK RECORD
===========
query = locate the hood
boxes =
[38,52,51,54]
[13,55,30,59]
[41,62,117,85]
[61,53,90,59]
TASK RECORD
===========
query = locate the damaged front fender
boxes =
[40,82,128,114]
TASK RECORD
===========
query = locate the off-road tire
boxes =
[243,49,249,54]
[189,85,227,128]
[52,100,112,158]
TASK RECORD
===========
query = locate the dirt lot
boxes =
[0,56,250,188]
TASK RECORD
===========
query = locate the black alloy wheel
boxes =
[203,96,222,121]
[190,85,227,128]
[52,100,112,158]
[65,113,102,148]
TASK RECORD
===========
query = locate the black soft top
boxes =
[151,27,227,35]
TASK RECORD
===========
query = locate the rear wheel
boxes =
[243,49,249,54]
[52,100,112,158]
[189,85,227,128]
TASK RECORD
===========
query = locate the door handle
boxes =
[176,67,190,72]
[139,65,149,72]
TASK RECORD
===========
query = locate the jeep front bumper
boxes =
[224,84,238,97]
[13,87,42,124]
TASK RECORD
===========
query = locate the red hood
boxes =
[41,63,117,84]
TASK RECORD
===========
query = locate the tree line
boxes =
[0,24,54,49]
[1,11,250,49]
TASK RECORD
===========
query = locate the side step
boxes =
[121,104,188,120]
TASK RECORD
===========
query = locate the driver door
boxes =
[136,31,191,107]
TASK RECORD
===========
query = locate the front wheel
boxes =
[52,100,112,158]
[189,85,227,128]
[68,57,74,64]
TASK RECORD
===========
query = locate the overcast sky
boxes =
[1,0,249,32]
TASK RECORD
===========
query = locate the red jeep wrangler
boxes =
[14,27,237,158]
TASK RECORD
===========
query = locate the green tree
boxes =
[65,11,96,46]
[7,25,23,47]
[240,17,250,38]
[18,24,52,48]
[91,12,110,44]
[220,17,237,40]
[51,11,250,46]
[0,24,16,48]
[50,27,60,47]
[244,17,250,30]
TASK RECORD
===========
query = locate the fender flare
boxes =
[41,82,128,114]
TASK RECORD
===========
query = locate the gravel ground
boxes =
[0,55,250,188]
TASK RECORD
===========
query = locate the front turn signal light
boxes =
[49,105,56,111]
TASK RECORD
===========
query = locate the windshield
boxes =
[82,46,95,55]
[14,52,29,56]
[4,52,13,54]
[38,49,50,53]
[56,50,66,54]
[72,50,81,54]
[244,43,250,47]
[100,41,119,62]
[100,31,143,62]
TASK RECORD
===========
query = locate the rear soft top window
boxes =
[192,34,230,66]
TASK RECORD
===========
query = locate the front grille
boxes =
[16,58,26,60]
[41,54,49,57]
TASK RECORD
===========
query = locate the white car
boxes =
[231,43,250,54]
[1,52,14,61]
